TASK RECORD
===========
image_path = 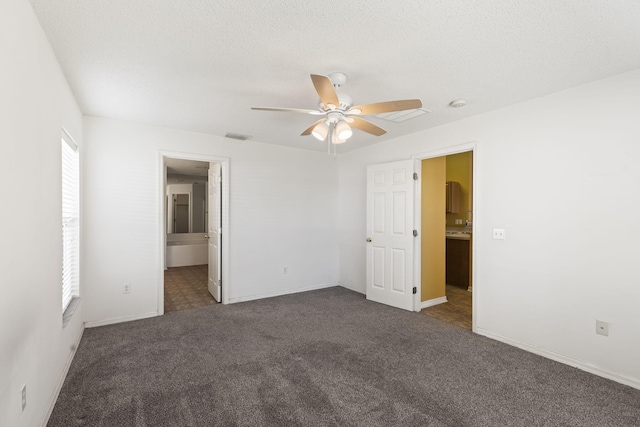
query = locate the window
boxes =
[61,130,79,314]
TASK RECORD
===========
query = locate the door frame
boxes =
[158,151,230,315]
[412,141,478,331]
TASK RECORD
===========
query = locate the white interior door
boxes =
[208,162,222,302]
[366,159,415,311]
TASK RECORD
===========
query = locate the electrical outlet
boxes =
[123,283,131,294]
[21,385,26,411]
[492,228,506,240]
[596,320,609,336]
[455,219,462,225]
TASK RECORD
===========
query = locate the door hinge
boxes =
[413,172,418,180]
[413,287,417,294]
[413,230,418,237]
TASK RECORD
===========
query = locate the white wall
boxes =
[82,117,339,325]
[0,0,84,425]
[338,69,640,388]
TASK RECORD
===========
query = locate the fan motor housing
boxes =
[328,72,347,87]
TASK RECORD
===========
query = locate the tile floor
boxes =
[164,264,216,313]
[164,265,471,328]
[420,284,472,330]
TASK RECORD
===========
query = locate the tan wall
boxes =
[421,157,446,301]
[445,151,473,227]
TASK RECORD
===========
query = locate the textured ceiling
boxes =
[29,0,640,153]
[165,158,209,176]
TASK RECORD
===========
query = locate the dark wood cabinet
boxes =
[446,238,470,289]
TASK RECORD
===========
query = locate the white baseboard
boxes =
[419,296,447,310]
[84,311,158,328]
[476,328,640,391]
[227,282,338,304]
[41,323,85,427]
[338,282,365,294]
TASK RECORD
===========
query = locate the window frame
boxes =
[61,129,80,322]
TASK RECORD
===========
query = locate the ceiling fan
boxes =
[251,72,422,145]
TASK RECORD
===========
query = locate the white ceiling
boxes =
[165,158,209,176]
[29,0,640,153]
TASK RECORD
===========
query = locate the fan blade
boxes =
[350,117,386,136]
[310,74,339,108]
[301,119,326,136]
[348,99,422,115]
[251,107,325,115]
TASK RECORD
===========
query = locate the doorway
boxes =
[364,145,476,329]
[416,145,475,330]
[164,158,212,312]
[158,152,230,315]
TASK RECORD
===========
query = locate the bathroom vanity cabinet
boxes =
[446,237,470,289]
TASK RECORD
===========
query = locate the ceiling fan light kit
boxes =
[335,120,353,140]
[252,73,422,150]
[331,125,347,145]
[311,121,329,141]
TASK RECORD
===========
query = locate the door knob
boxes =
[366,238,372,242]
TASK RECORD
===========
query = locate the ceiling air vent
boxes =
[225,132,252,141]
[374,108,431,123]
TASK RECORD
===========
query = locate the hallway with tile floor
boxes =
[164,264,216,313]
[420,284,472,330]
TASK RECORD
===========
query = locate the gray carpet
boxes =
[48,287,640,426]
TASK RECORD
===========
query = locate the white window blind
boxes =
[62,132,79,312]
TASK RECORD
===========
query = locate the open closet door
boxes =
[207,162,222,302]
[366,159,415,311]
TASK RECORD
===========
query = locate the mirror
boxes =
[165,158,210,234]
[172,193,191,233]
[166,182,207,234]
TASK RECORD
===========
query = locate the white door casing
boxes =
[366,159,415,311]
[208,162,222,302]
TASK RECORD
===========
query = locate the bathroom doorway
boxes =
[164,158,212,313]
[158,153,230,315]
[417,147,474,330]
